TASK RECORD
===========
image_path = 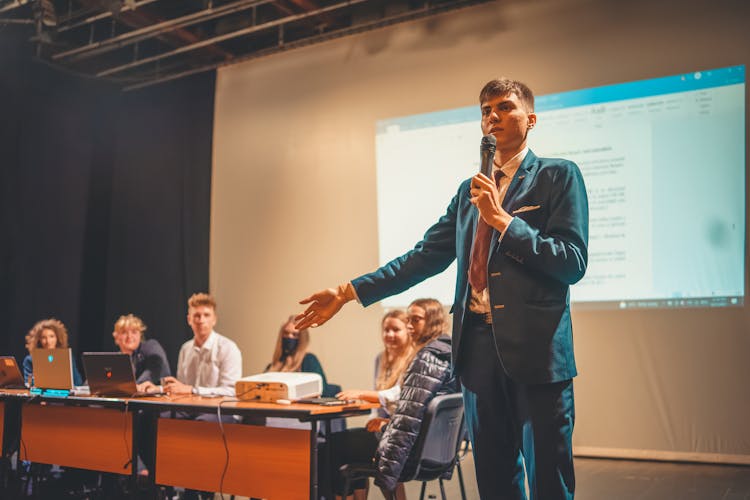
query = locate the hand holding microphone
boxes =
[479,133,496,177]
[471,133,499,207]
[471,134,512,232]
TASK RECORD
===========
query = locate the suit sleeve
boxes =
[136,339,171,384]
[352,190,460,306]
[22,355,33,386]
[499,161,588,285]
[72,358,84,386]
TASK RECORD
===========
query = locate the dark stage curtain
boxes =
[0,27,214,375]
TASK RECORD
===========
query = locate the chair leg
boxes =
[419,481,426,500]
[456,460,467,500]
[439,478,447,500]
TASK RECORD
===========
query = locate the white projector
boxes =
[235,372,323,402]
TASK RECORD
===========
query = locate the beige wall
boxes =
[212,0,750,459]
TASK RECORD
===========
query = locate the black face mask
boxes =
[281,337,299,358]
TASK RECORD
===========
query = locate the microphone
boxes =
[480,134,496,177]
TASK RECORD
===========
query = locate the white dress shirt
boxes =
[176,330,242,397]
[371,352,402,419]
[468,147,528,318]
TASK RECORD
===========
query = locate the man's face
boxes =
[187,305,217,340]
[114,327,142,355]
[480,92,536,155]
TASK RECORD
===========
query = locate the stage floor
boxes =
[344,454,750,500]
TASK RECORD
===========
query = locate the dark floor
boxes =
[5,454,750,499]
[385,454,750,500]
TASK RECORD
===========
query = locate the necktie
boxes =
[468,169,508,293]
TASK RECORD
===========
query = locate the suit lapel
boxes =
[490,150,538,255]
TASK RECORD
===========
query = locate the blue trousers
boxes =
[457,315,575,500]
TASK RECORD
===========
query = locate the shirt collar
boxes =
[193,331,216,352]
[493,146,528,179]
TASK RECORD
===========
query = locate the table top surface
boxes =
[0,388,378,418]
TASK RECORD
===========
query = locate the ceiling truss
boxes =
[1,0,493,91]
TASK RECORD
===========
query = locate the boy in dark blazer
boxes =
[297,78,588,499]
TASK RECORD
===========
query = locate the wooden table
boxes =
[1,390,30,461]
[0,390,376,499]
[20,402,134,474]
[136,396,377,500]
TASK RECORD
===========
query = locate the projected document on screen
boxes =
[375,65,745,309]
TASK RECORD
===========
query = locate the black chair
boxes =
[339,392,466,500]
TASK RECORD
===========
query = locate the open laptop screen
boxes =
[0,356,26,388]
[31,348,73,391]
[82,352,138,397]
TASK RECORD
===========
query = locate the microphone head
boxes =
[480,134,497,153]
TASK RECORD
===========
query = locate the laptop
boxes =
[0,356,26,389]
[31,348,74,391]
[82,352,162,397]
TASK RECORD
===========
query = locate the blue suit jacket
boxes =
[352,150,588,384]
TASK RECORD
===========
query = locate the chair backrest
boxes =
[406,392,465,481]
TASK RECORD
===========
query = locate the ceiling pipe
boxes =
[53,0,275,61]
[56,0,160,33]
[98,0,368,77]
[120,0,490,91]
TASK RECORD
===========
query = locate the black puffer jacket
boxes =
[374,334,458,492]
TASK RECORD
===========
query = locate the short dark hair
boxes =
[479,78,535,112]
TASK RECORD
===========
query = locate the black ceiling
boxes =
[1,0,492,91]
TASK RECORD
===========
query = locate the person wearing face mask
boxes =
[22,318,83,387]
[265,315,332,396]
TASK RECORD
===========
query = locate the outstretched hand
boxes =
[295,283,355,330]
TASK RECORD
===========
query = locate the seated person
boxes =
[112,313,170,392]
[337,309,413,422]
[142,292,242,401]
[266,315,334,397]
[23,318,83,387]
[332,310,414,499]
[329,299,458,500]
[139,293,242,500]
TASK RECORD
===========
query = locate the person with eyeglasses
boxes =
[327,299,457,498]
